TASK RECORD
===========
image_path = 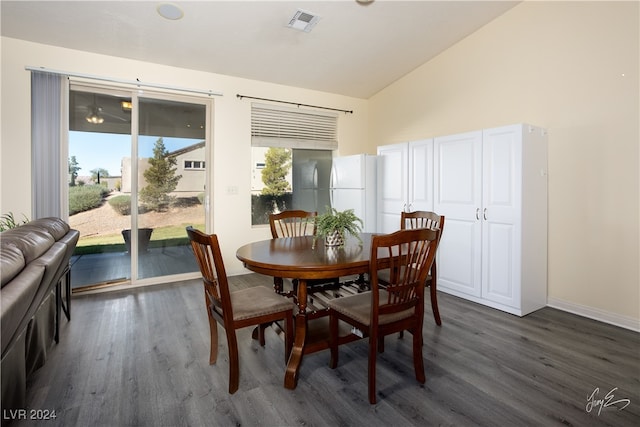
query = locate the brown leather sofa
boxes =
[0,217,79,412]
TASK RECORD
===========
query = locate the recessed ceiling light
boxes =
[157,3,184,20]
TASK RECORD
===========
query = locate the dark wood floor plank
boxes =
[10,274,639,427]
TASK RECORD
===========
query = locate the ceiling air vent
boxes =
[287,9,320,33]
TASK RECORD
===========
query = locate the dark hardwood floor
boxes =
[11,274,639,426]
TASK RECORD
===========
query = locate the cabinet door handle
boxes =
[476,208,480,220]
[483,208,487,220]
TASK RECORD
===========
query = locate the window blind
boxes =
[251,103,338,150]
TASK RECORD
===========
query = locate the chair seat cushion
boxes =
[231,286,295,321]
[327,290,413,327]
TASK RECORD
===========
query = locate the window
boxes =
[250,103,337,225]
[184,160,205,170]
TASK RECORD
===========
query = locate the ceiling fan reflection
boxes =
[82,104,130,124]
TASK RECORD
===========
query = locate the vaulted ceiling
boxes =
[1,1,518,98]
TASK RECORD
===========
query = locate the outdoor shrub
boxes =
[109,195,131,215]
[69,185,106,215]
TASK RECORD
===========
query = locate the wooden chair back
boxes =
[269,210,317,239]
[370,228,440,322]
[186,226,233,324]
[401,210,444,233]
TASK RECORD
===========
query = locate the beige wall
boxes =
[369,1,639,327]
[0,37,371,274]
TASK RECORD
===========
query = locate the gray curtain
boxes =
[31,71,68,219]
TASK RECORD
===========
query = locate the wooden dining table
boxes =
[236,233,376,389]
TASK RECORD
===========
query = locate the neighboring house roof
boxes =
[168,141,205,158]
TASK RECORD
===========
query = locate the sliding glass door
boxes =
[68,84,209,290]
[136,96,207,281]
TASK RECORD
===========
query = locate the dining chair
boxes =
[269,210,317,294]
[402,211,444,325]
[269,209,317,239]
[186,226,295,394]
[327,228,440,404]
[269,210,339,294]
[380,211,445,326]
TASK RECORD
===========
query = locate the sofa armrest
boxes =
[0,263,46,356]
[50,230,79,287]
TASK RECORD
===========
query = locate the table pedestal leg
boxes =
[284,278,308,389]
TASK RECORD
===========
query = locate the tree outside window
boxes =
[261,147,292,196]
[140,137,182,211]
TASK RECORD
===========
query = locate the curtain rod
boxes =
[236,94,353,114]
[25,66,223,97]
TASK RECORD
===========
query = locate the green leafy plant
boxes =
[0,212,29,231]
[314,207,363,246]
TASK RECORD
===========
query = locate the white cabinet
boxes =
[377,139,433,233]
[433,130,483,297]
[434,124,548,316]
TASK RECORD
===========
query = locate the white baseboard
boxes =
[547,297,640,332]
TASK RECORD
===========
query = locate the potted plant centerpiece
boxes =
[315,207,363,248]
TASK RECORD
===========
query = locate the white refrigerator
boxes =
[330,154,377,232]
